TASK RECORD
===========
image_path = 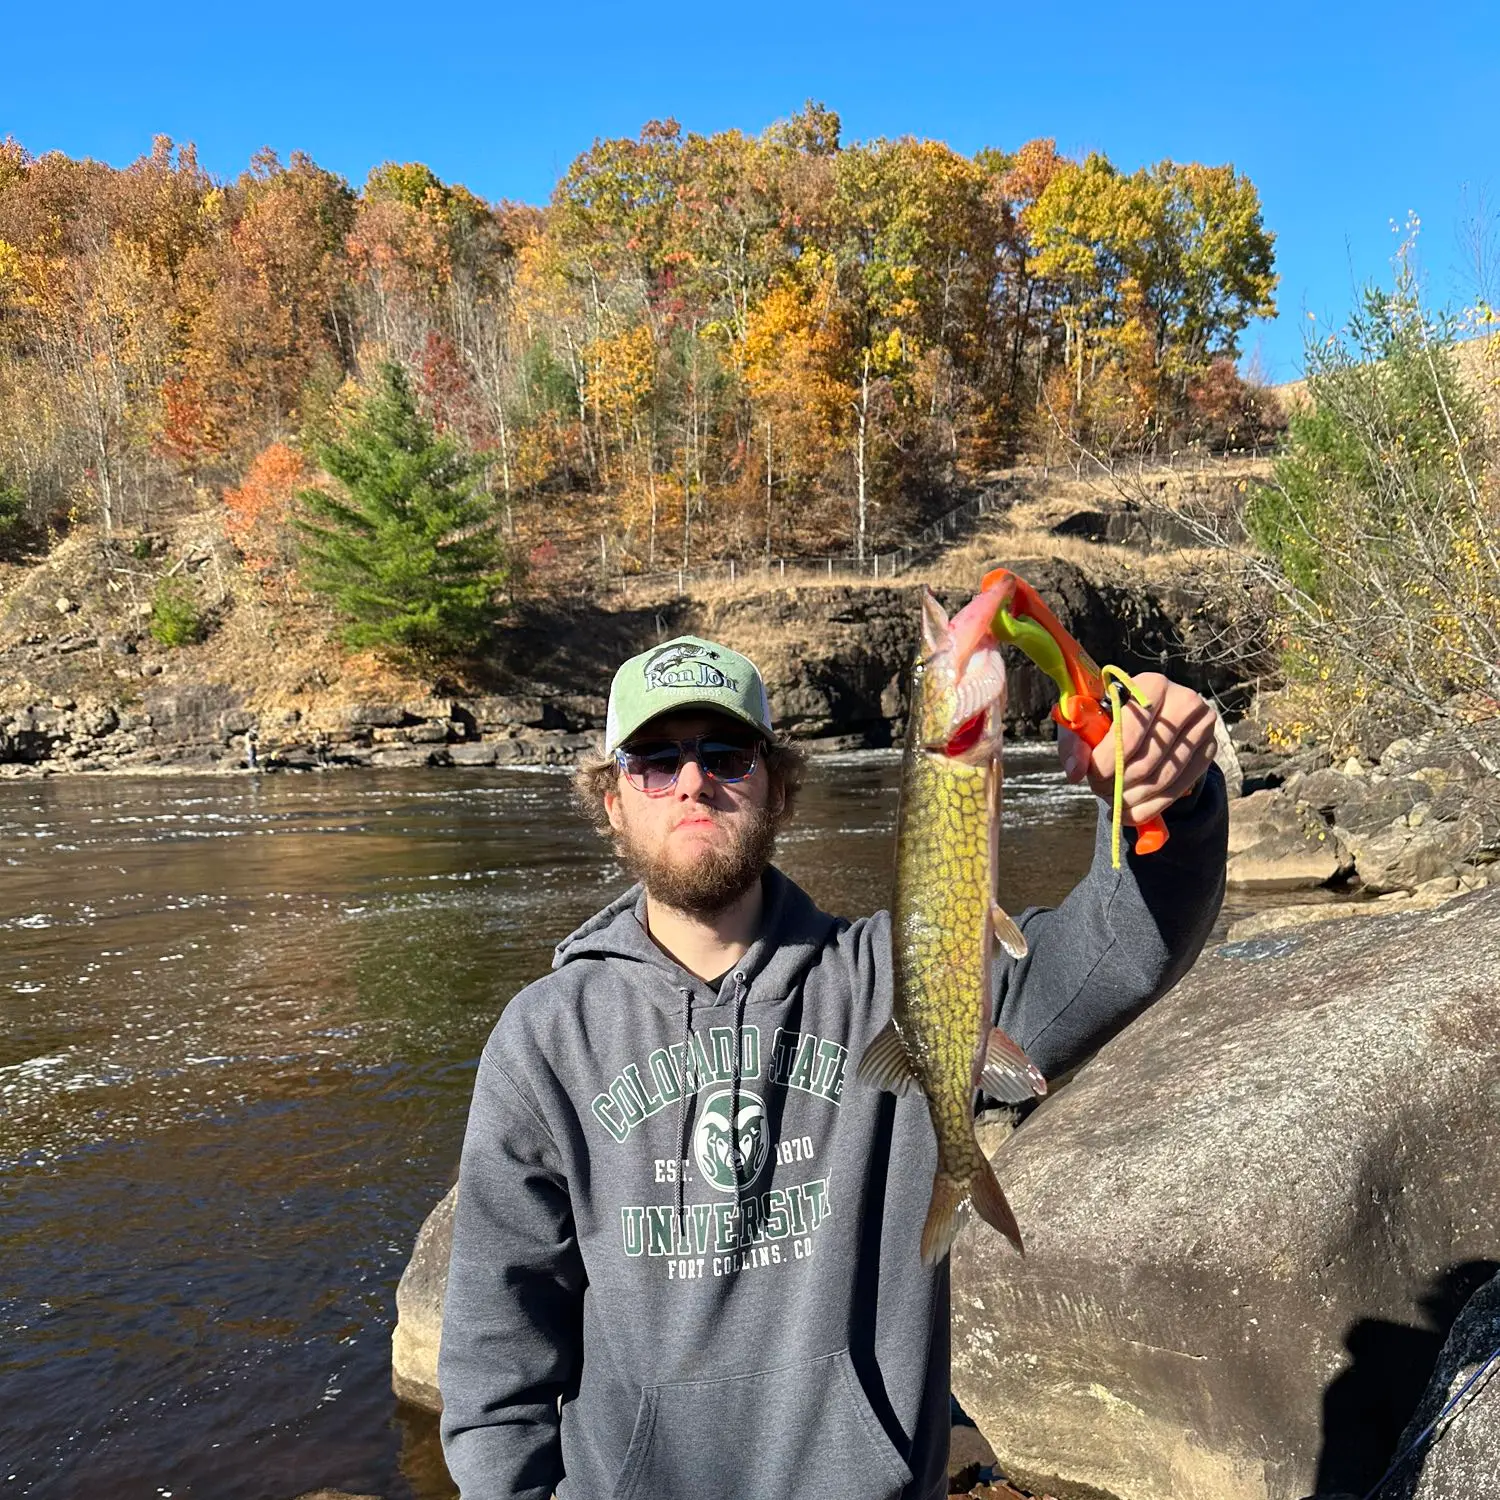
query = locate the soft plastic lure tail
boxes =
[972,567,1169,869]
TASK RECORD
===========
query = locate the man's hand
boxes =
[1056,672,1218,827]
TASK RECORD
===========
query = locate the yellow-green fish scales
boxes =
[892,664,998,1228]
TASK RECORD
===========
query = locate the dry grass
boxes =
[610,458,1266,611]
[0,451,1282,721]
[934,527,1169,587]
[0,515,435,725]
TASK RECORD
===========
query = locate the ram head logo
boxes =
[691,1087,769,1194]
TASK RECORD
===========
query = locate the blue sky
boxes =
[5,0,1496,382]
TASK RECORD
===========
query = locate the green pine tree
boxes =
[0,471,32,560]
[297,362,512,661]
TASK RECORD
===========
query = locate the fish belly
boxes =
[893,747,992,1158]
[889,743,1025,1260]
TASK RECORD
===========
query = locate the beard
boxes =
[615,803,779,917]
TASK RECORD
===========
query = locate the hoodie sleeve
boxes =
[439,1051,584,1500]
[994,762,1228,1082]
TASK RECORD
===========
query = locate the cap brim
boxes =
[613,700,772,750]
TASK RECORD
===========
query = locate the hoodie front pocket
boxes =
[613,1347,913,1500]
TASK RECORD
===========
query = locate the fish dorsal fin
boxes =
[979,1024,1048,1103]
[992,902,1028,959]
[856,1017,917,1096]
[920,588,949,658]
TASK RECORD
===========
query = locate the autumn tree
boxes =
[0,118,1281,576]
[171,150,356,473]
[0,137,207,531]
[1026,154,1276,451]
[223,440,309,582]
[1241,255,1498,762]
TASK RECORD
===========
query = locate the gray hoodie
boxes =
[439,766,1227,1500]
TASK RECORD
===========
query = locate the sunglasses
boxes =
[616,734,762,794]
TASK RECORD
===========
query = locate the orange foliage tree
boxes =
[222,440,308,583]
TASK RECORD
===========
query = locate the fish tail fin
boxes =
[919,1173,969,1266]
[970,1158,1025,1258]
[920,1161,1025,1265]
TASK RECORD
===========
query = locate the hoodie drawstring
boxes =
[675,985,693,1237]
[674,971,750,1243]
[728,972,749,1226]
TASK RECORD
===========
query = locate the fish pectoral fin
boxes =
[991,903,1028,959]
[855,1018,918,1096]
[979,1025,1048,1103]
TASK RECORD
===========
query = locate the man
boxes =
[439,632,1227,1500]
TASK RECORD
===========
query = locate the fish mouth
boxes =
[943,710,988,758]
[916,580,1010,761]
[951,642,1006,724]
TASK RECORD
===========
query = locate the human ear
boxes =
[606,788,624,833]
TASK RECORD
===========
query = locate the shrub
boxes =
[1244,247,1499,763]
[149,578,206,647]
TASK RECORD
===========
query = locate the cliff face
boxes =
[1,549,1252,775]
[686,565,1247,748]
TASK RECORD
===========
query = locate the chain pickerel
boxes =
[857,585,1047,1265]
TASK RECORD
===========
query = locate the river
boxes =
[1,751,1249,1499]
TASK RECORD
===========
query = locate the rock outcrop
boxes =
[2,559,1249,775]
[1225,787,1352,890]
[1224,731,1495,901]
[391,1185,455,1412]
[1387,1271,1500,1500]
[950,887,1500,1500]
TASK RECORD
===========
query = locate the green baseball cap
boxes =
[605,635,774,753]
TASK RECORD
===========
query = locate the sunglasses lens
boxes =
[620,742,682,792]
[699,740,758,782]
[619,735,761,791]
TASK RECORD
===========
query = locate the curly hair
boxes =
[572,735,807,839]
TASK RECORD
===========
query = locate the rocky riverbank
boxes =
[1217,718,1499,924]
[1,554,1248,778]
[9,553,1495,915]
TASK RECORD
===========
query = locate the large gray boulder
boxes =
[1338,811,1485,895]
[392,1185,455,1412]
[951,886,1500,1500]
[1388,1271,1500,1499]
[1226,787,1350,890]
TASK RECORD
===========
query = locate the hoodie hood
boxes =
[551,865,843,1008]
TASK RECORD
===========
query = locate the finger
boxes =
[1056,725,1089,782]
[1081,700,1175,793]
[1104,683,1214,782]
[1119,736,1218,824]
[1083,693,1216,811]
[1079,685,1168,788]
[1118,698,1216,792]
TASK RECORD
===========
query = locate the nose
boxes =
[674,752,711,799]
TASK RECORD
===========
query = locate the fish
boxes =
[857,584,1048,1265]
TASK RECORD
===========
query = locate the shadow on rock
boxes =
[1313,1259,1500,1497]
